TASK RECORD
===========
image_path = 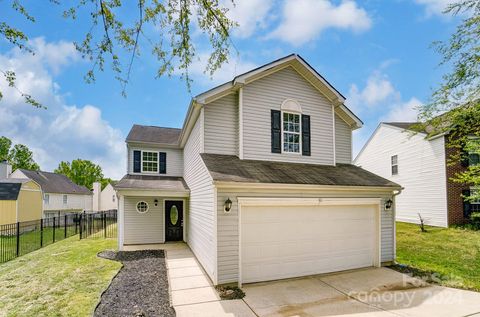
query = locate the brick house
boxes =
[355,122,479,227]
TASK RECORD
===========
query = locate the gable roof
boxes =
[200,153,400,188]
[18,169,92,195]
[126,125,181,145]
[0,182,22,200]
[115,175,189,192]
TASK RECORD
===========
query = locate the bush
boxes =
[470,212,480,230]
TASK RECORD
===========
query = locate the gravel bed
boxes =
[94,250,175,317]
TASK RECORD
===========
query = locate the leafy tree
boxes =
[55,159,105,190]
[0,136,12,162]
[9,144,40,171]
[416,0,480,201]
[1,0,236,106]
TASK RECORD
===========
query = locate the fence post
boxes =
[79,213,82,239]
[40,219,43,247]
[104,212,107,238]
[75,214,78,234]
[16,222,20,257]
[64,214,67,239]
[53,217,56,243]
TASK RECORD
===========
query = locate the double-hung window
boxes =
[391,155,398,175]
[142,151,159,173]
[63,194,68,205]
[282,112,301,153]
[468,138,480,166]
[44,194,49,205]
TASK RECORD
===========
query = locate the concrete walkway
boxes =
[125,243,256,316]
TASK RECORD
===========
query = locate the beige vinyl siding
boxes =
[242,66,335,165]
[124,196,164,244]
[355,124,448,227]
[127,144,183,177]
[335,114,352,164]
[17,181,42,222]
[0,201,16,225]
[204,93,238,155]
[216,187,395,284]
[183,112,216,282]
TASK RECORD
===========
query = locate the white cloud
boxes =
[224,0,274,38]
[185,52,258,85]
[0,38,125,179]
[346,71,398,112]
[414,0,451,17]
[268,0,372,46]
[382,97,422,122]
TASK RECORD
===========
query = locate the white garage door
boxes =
[241,203,378,284]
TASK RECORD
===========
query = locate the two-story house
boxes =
[10,168,93,217]
[355,122,480,227]
[115,54,402,286]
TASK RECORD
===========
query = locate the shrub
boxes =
[470,212,480,230]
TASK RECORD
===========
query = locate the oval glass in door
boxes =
[170,205,179,225]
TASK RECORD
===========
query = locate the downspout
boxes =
[392,188,403,262]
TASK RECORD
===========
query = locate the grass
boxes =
[0,236,121,317]
[396,221,480,291]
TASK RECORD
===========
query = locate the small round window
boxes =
[136,201,149,213]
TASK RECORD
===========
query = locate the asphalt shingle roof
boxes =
[0,182,22,200]
[19,169,92,195]
[126,125,181,145]
[115,175,189,192]
[200,153,401,188]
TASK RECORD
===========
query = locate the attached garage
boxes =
[239,198,381,284]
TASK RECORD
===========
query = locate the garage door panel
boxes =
[241,203,378,283]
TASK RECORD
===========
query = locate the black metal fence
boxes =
[79,210,117,239]
[0,210,117,263]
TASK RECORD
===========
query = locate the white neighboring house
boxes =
[354,122,479,228]
[11,169,93,217]
[92,182,117,211]
[116,54,402,286]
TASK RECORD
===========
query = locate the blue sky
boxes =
[0,0,459,179]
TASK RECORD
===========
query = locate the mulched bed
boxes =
[94,250,175,317]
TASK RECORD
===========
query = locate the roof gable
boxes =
[19,169,92,195]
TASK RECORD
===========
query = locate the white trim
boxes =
[118,194,125,250]
[281,111,302,155]
[214,181,401,192]
[140,150,160,174]
[213,187,218,284]
[332,104,336,165]
[163,198,187,243]
[200,107,205,153]
[115,189,189,197]
[237,197,382,286]
[280,98,302,113]
[239,87,244,160]
[136,200,149,213]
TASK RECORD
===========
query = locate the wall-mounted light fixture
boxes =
[154,199,159,207]
[224,198,232,213]
[385,199,393,210]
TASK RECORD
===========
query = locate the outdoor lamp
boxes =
[154,199,158,206]
[224,198,232,213]
[385,199,393,210]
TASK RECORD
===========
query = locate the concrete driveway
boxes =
[243,267,480,317]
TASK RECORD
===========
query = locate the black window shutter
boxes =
[271,110,281,153]
[302,114,311,156]
[159,152,166,174]
[133,150,141,173]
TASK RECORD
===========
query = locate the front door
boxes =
[165,200,183,241]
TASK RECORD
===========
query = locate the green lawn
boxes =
[0,236,121,317]
[396,222,480,291]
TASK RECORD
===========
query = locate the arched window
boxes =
[280,99,302,153]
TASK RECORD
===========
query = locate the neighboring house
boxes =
[115,54,401,286]
[92,182,117,211]
[0,179,42,225]
[354,122,480,227]
[10,169,93,217]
